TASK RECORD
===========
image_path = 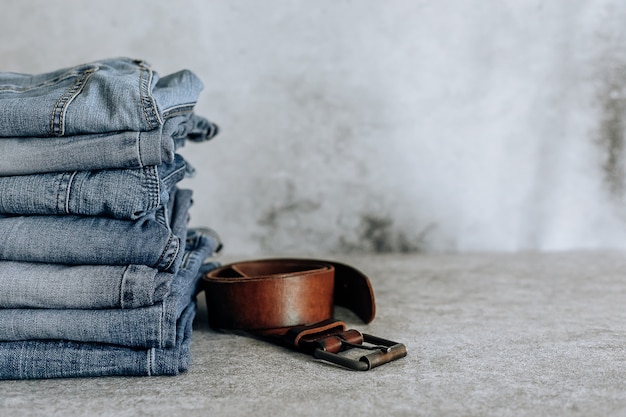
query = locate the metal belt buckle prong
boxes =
[313,333,407,371]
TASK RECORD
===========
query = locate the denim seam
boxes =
[50,67,97,136]
[63,171,78,214]
[147,348,155,376]
[159,302,165,348]
[163,236,180,272]
[138,66,162,130]
[0,64,99,93]
[119,266,130,309]
[181,248,191,271]
[144,166,160,213]
[135,132,144,167]
[160,164,186,191]
[54,172,69,214]
[153,234,178,271]
[162,103,195,119]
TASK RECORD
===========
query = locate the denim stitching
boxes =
[144,166,160,213]
[49,67,97,136]
[0,64,98,93]
[159,302,165,348]
[138,66,162,130]
[147,348,155,376]
[162,236,180,272]
[153,234,178,271]
[135,131,144,167]
[63,171,78,215]
[162,103,195,119]
[54,172,69,214]
[119,266,130,309]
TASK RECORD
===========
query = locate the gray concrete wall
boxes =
[3,0,626,255]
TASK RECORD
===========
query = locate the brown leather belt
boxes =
[201,258,406,370]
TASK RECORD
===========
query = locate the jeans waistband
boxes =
[0,58,204,138]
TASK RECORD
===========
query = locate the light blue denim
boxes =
[0,188,192,272]
[0,58,201,137]
[0,154,187,219]
[0,58,221,378]
[0,262,171,309]
[0,228,220,310]
[0,113,218,176]
[0,291,199,379]
[0,231,219,349]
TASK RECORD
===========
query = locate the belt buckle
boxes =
[313,333,407,371]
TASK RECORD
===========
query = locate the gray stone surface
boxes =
[1,252,625,417]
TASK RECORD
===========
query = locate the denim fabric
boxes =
[0,226,220,309]
[0,188,193,272]
[0,233,218,348]
[0,154,187,219]
[0,58,221,379]
[0,262,171,309]
[0,113,218,176]
[0,301,197,379]
[0,58,202,137]
[173,112,219,149]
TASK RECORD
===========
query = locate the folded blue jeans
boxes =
[0,298,199,379]
[0,58,202,138]
[0,154,188,219]
[0,231,218,348]
[0,262,172,309]
[0,188,193,272]
[0,113,218,176]
[0,225,221,309]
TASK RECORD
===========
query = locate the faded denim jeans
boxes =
[0,303,197,379]
[0,234,219,379]
[0,231,219,348]
[0,154,189,219]
[0,57,219,176]
[0,58,200,137]
[0,227,221,310]
[0,112,218,176]
[0,188,193,272]
[0,57,221,379]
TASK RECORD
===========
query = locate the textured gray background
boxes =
[3,0,626,255]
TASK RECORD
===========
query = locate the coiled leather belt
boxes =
[202,259,406,371]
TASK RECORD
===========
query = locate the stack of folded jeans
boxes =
[0,58,221,379]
